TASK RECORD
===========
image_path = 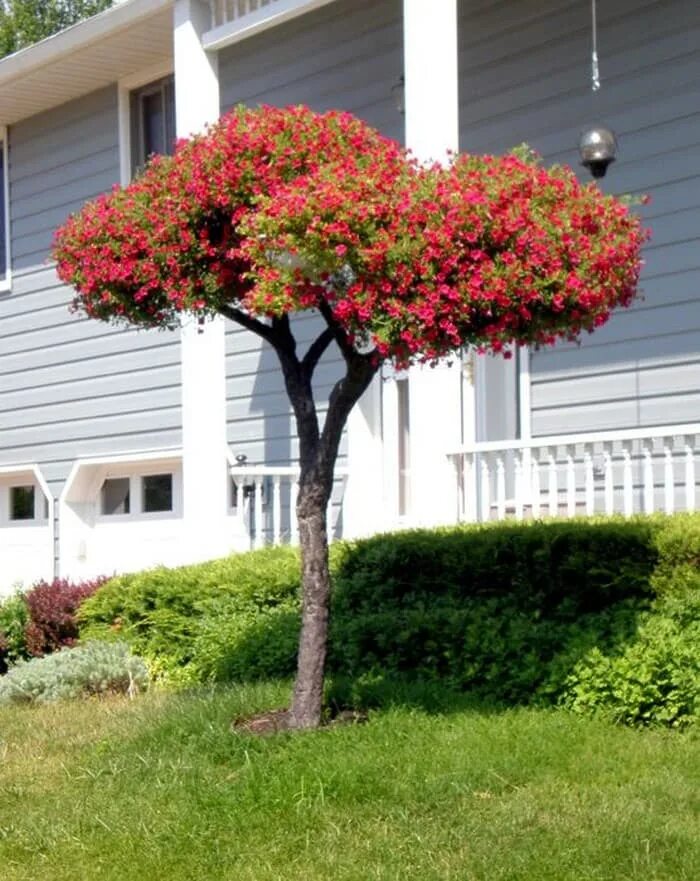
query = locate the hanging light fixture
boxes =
[579,0,617,178]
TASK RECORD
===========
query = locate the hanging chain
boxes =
[591,0,601,91]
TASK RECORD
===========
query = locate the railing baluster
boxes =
[272,475,281,545]
[496,455,506,520]
[566,446,576,518]
[254,477,264,548]
[643,441,655,514]
[664,439,675,514]
[547,448,558,518]
[622,442,633,517]
[685,436,696,512]
[463,454,477,522]
[289,479,299,545]
[514,451,524,520]
[531,451,541,519]
[479,453,491,522]
[603,444,614,515]
[584,447,595,515]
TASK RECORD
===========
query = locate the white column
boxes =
[402,0,464,526]
[175,0,231,562]
[344,378,385,538]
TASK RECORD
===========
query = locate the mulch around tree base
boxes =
[231,708,368,736]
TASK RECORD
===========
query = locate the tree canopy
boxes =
[0,0,113,57]
[53,105,648,728]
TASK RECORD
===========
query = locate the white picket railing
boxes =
[208,0,276,29]
[449,423,700,524]
[230,465,347,548]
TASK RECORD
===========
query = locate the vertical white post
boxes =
[584,448,595,515]
[403,0,463,528]
[479,454,491,522]
[622,443,634,517]
[514,451,524,520]
[531,451,541,519]
[254,477,264,549]
[496,455,506,520]
[463,454,477,522]
[663,440,675,514]
[175,0,230,563]
[547,449,558,518]
[642,441,655,514]
[289,478,299,546]
[566,446,576,518]
[603,444,614,516]
[272,475,281,545]
[685,436,696,512]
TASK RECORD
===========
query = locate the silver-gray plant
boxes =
[0,640,148,704]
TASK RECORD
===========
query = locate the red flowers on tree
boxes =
[53,105,647,728]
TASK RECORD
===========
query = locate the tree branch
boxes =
[317,299,355,362]
[301,327,336,377]
[219,304,278,346]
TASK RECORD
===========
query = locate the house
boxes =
[0,0,698,594]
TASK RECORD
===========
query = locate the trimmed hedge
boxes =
[76,514,700,725]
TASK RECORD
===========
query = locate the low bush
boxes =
[0,592,29,672]
[79,546,301,676]
[76,514,700,725]
[25,577,109,657]
[561,585,700,727]
[0,641,149,704]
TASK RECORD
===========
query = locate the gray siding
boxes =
[219,0,403,469]
[459,0,700,436]
[0,86,182,501]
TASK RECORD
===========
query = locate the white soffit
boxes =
[0,0,174,126]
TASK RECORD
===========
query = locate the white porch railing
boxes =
[230,465,348,548]
[449,423,700,523]
[205,0,336,50]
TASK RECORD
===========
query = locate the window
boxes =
[101,478,131,516]
[130,76,175,173]
[142,474,173,513]
[10,485,34,521]
[97,470,177,519]
[0,127,9,289]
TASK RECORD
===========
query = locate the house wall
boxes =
[218,0,403,538]
[0,86,182,500]
[458,0,700,437]
[0,86,183,584]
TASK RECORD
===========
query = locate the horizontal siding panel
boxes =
[460,0,700,435]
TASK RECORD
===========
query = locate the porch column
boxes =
[174,0,231,561]
[402,0,469,526]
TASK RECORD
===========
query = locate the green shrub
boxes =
[0,592,29,671]
[79,546,301,676]
[0,641,149,704]
[560,585,700,727]
[329,519,658,698]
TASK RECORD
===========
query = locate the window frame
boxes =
[0,125,10,293]
[0,473,50,529]
[95,464,182,523]
[118,63,175,185]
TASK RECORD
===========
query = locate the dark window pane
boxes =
[101,478,130,515]
[10,485,34,521]
[142,90,164,158]
[143,474,172,513]
[0,142,6,281]
[164,80,176,155]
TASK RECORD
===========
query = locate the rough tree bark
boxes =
[223,306,378,728]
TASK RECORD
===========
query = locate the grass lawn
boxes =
[0,682,698,881]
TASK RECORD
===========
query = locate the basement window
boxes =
[10,485,35,521]
[142,474,173,513]
[101,478,131,516]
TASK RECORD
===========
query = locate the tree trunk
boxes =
[289,482,332,729]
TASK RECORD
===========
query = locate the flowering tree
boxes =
[54,105,647,728]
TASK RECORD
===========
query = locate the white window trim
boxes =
[117,61,174,186]
[0,465,52,528]
[96,465,182,523]
[0,125,11,293]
